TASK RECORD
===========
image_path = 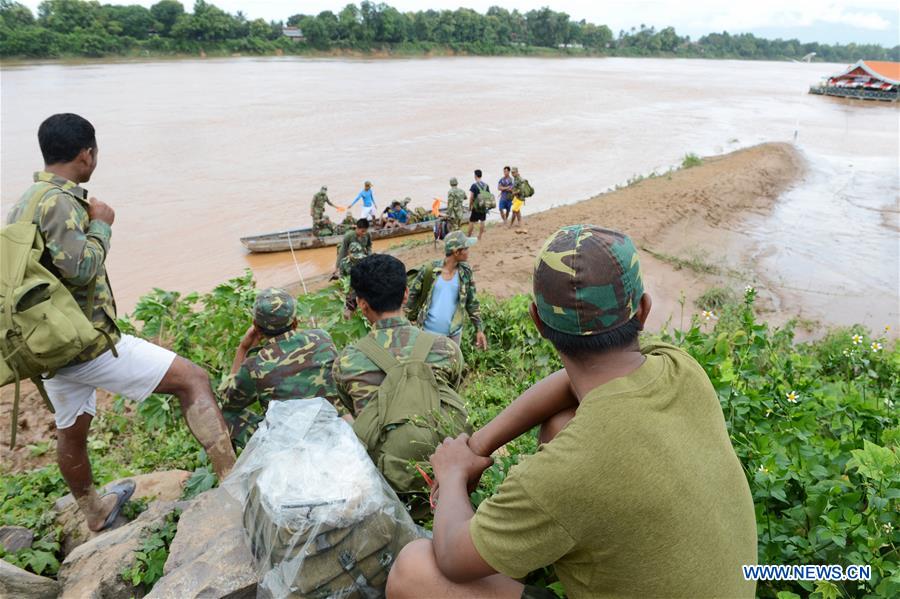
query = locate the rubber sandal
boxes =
[98,479,136,531]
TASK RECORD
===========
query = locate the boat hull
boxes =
[240,220,437,253]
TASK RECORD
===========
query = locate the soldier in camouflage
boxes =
[509,166,527,233]
[311,185,339,237]
[446,177,466,231]
[220,288,341,444]
[406,231,487,350]
[333,254,464,417]
[6,113,235,533]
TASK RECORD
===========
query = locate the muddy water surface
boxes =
[2,57,897,326]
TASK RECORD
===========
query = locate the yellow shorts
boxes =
[512,198,525,213]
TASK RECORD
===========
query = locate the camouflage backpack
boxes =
[351,332,469,497]
[0,187,116,448]
[404,264,436,323]
[473,181,496,212]
[519,179,535,198]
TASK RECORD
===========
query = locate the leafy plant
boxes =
[121,508,181,588]
[682,152,703,168]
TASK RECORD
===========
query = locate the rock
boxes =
[0,526,34,552]
[0,559,60,598]
[55,470,191,555]
[147,487,257,599]
[57,499,186,599]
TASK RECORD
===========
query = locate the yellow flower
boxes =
[758,465,769,474]
[851,334,863,345]
[786,391,799,403]
[871,342,883,353]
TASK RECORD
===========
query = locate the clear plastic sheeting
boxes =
[223,399,422,599]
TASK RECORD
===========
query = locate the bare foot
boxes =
[85,493,119,532]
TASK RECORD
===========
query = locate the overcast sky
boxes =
[18,1,900,46]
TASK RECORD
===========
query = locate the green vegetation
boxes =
[641,246,722,275]
[1,0,897,60]
[682,152,703,168]
[0,275,897,598]
[696,285,737,311]
[120,508,181,589]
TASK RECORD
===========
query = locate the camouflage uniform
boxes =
[311,186,337,236]
[511,168,524,200]
[332,316,464,416]
[446,178,466,231]
[221,288,341,441]
[533,225,644,334]
[406,232,483,339]
[336,230,372,276]
[6,171,119,364]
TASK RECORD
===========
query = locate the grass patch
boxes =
[695,286,736,311]
[681,153,703,168]
[642,246,721,275]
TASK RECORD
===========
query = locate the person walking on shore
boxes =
[349,180,377,223]
[467,170,489,240]
[446,177,467,231]
[406,231,488,350]
[509,166,527,233]
[497,166,514,224]
[6,113,236,532]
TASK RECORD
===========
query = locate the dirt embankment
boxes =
[0,143,803,475]
[394,142,804,330]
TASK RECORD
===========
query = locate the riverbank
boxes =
[306,142,809,333]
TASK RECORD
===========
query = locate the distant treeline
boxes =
[2,0,898,61]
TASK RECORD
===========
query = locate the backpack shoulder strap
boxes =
[410,331,436,362]
[355,335,400,374]
[16,183,57,225]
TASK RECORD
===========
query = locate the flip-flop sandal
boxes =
[99,479,136,531]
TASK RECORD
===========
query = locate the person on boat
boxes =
[446,177,466,231]
[497,166,514,224]
[385,201,409,228]
[406,231,488,350]
[220,288,341,445]
[311,185,339,237]
[386,225,757,599]
[349,180,377,223]
[5,113,236,532]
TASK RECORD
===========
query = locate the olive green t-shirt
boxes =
[469,343,757,598]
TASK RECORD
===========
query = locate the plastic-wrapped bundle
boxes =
[223,399,423,598]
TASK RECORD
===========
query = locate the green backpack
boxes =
[473,182,496,212]
[520,179,535,198]
[351,332,469,497]
[404,264,436,323]
[0,190,114,447]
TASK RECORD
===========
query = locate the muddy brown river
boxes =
[2,57,897,329]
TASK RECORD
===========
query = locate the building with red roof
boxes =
[810,60,899,102]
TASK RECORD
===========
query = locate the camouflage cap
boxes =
[320,185,328,192]
[445,230,477,254]
[254,288,296,331]
[533,225,644,336]
[511,166,519,173]
[449,177,458,186]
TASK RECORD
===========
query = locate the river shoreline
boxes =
[300,143,819,334]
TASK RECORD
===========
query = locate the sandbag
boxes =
[224,399,422,598]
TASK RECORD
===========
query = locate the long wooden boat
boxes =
[240,219,437,253]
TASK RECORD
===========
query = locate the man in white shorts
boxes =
[6,113,236,532]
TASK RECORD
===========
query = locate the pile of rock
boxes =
[1,470,259,599]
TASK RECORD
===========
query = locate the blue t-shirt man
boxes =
[498,169,514,215]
